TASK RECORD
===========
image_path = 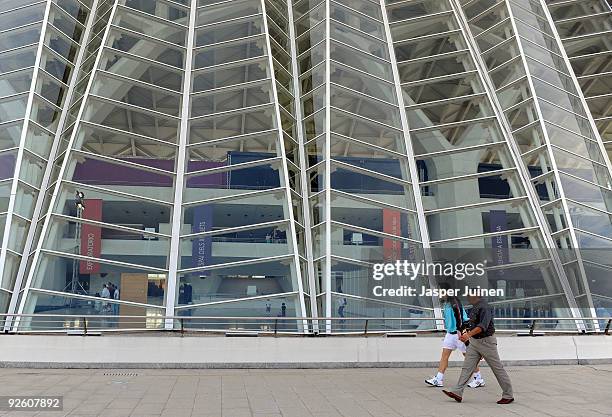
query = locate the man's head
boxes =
[467,288,480,306]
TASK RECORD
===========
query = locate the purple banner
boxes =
[0,153,16,180]
[73,158,225,187]
[192,204,213,275]
[490,210,508,281]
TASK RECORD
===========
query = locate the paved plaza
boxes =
[0,365,610,417]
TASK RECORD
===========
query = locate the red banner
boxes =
[383,209,401,261]
[80,199,103,274]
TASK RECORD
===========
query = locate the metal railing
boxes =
[2,314,611,336]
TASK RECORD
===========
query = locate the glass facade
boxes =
[0,0,611,332]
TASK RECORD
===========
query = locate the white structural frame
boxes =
[259,0,309,329]
[164,0,197,329]
[379,0,443,327]
[450,0,583,321]
[505,0,596,318]
[3,0,102,331]
[14,0,123,321]
[0,0,54,309]
[286,0,320,324]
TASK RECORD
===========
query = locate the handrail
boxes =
[2,314,608,320]
[1,313,610,336]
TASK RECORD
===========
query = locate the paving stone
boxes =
[0,365,608,417]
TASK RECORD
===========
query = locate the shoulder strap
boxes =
[451,299,463,330]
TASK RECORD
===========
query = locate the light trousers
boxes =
[450,335,513,399]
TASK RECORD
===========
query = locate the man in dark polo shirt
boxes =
[442,292,514,404]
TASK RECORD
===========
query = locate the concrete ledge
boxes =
[0,335,610,368]
[574,336,612,361]
[0,360,589,369]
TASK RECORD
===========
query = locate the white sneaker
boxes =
[425,376,443,387]
[467,378,485,388]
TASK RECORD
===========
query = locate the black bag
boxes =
[451,298,466,332]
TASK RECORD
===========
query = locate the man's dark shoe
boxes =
[497,398,514,404]
[442,390,462,403]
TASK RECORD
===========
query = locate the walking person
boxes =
[337,297,347,322]
[425,284,485,388]
[101,283,110,313]
[112,284,120,316]
[107,282,115,300]
[442,291,514,404]
[265,299,272,315]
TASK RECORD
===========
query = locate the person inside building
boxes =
[100,284,110,315]
[265,299,272,315]
[112,284,120,316]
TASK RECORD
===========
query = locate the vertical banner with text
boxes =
[489,210,508,292]
[383,209,402,261]
[192,205,213,276]
[80,199,103,274]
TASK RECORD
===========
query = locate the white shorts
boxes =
[442,332,467,353]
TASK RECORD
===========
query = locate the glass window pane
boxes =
[0,68,33,98]
[427,199,537,240]
[330,62,396,104]
[331,41,392,81]
[193,37,266,69]
[114,6,187,45]
[390,11,456,40]
[100,50,183,92]
[387,0,451,22]
[49,3,84,42]
[195,15,264,47]
[18,151,46,187]
[179,223,292,269]
[0,120,23,152]
[396,32,465,63]
[124,0,187,23]
[0,2,45,32]
[192,59,268,92]
[423,170,527,210]
[330,20,388,60]
[331,85,400,128]
[83,97,180,143]
[411,120,503,155]
[0,93,28,120]
[189,105,276,143]
[91,72,182,116]
[559,173,612,212]
[175,293,300,329]
[61,154,176,202]
[108,28,185,68]
[407,95,492,129]
[191,81,273,117]
[20,290,164,330]
[43,216,170,269]
[0,46,38,73]
[0,24,41,54]
[196,0,261,26]
[13,182,38,219]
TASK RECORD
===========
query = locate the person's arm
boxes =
[460,326,482,342]
[460,306,491,342]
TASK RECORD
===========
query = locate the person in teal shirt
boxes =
[425,283,485,388]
